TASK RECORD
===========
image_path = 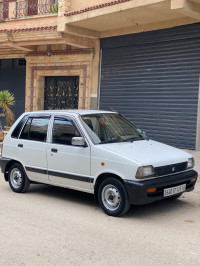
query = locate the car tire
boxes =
[8,163,30,193]
[98,178,130,217]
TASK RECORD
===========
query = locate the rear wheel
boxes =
[8,163,30,193]
[98,178,130,217]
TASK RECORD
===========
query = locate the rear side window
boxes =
[11,115,28,139]
[19,117,50,142]
[29,118,49,142]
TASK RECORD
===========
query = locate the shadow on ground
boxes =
[28,183,95,207]
[27,183,191,219]
[126,197,190,219]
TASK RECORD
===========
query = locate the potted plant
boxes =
[0,90,15,131]
[0,117,4,141]
[49,2,58,13]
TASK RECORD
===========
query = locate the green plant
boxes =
[49,2,58,13]
[0,90,15,127]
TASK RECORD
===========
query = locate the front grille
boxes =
[155,162,188,177]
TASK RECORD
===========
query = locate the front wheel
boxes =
[8,163,30,193]
[98,178,130,217]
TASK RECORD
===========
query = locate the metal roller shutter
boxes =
[100,24,200,149]
[0,59,26,128]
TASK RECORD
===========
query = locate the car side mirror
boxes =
[71,137,86,147]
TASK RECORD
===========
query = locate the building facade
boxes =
[0,0,100,115]
[0,0,200,149]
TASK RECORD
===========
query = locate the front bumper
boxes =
[124,170,198,205]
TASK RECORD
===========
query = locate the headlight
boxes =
[187,158,194,169]
[136,165,155,179]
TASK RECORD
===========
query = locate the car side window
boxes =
[11,115,29,139]
[19,118,31,140]
[52,118,80,145]
[19,117,50,142]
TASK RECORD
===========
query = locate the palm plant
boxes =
[0,90,15,127]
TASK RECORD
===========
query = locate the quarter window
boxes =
[52,118,80,145]
[20,118,31,140]
[19,117,50,142]
[11,115,28,139]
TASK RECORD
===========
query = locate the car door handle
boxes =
[18,144,23,148]
[51,148,58,153]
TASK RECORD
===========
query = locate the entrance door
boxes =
[44,76,79,110]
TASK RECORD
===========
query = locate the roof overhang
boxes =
[58,0,200,38]
[0,25,95,58]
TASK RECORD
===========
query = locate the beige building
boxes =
[0,0,200,149]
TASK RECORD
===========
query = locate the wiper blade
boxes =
[122,136,143,142]
[99,139,120,144]
[99,136,145,144]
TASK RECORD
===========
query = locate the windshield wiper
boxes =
[99,135,145,144]
[99,138,121,144]
[121,136,144,142]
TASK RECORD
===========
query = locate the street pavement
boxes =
[0,149,199,266]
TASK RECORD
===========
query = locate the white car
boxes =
[0,110,198,216]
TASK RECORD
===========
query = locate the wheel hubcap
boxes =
[102,185,121,211]
[10,168,22,189]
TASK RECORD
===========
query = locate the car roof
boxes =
[24,109,117,116]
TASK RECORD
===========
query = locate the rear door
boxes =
[17,115,50,182]
[46,116,92,191]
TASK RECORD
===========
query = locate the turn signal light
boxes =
[190,178,196,183]
[146,188,157,193]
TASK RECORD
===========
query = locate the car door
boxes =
[17,115,50,182]
[46,116,91,191]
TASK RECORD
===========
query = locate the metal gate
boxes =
[100,23,200,149]
[44,76,79,110]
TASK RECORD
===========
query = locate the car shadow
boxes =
[125,196,191,219]
[28,183,95,207]
[28,183,191,218]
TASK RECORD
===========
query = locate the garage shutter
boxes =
[0,59,26,128]
[100,23,200,149]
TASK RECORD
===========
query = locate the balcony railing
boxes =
[0,0,58,21]
[0,1,8,20]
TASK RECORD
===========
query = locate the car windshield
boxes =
[81,113,146,144]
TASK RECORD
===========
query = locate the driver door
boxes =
[47,116,92,191]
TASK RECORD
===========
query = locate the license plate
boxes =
[164,184,186,197]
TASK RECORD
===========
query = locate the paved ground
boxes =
[0,150,200,266]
